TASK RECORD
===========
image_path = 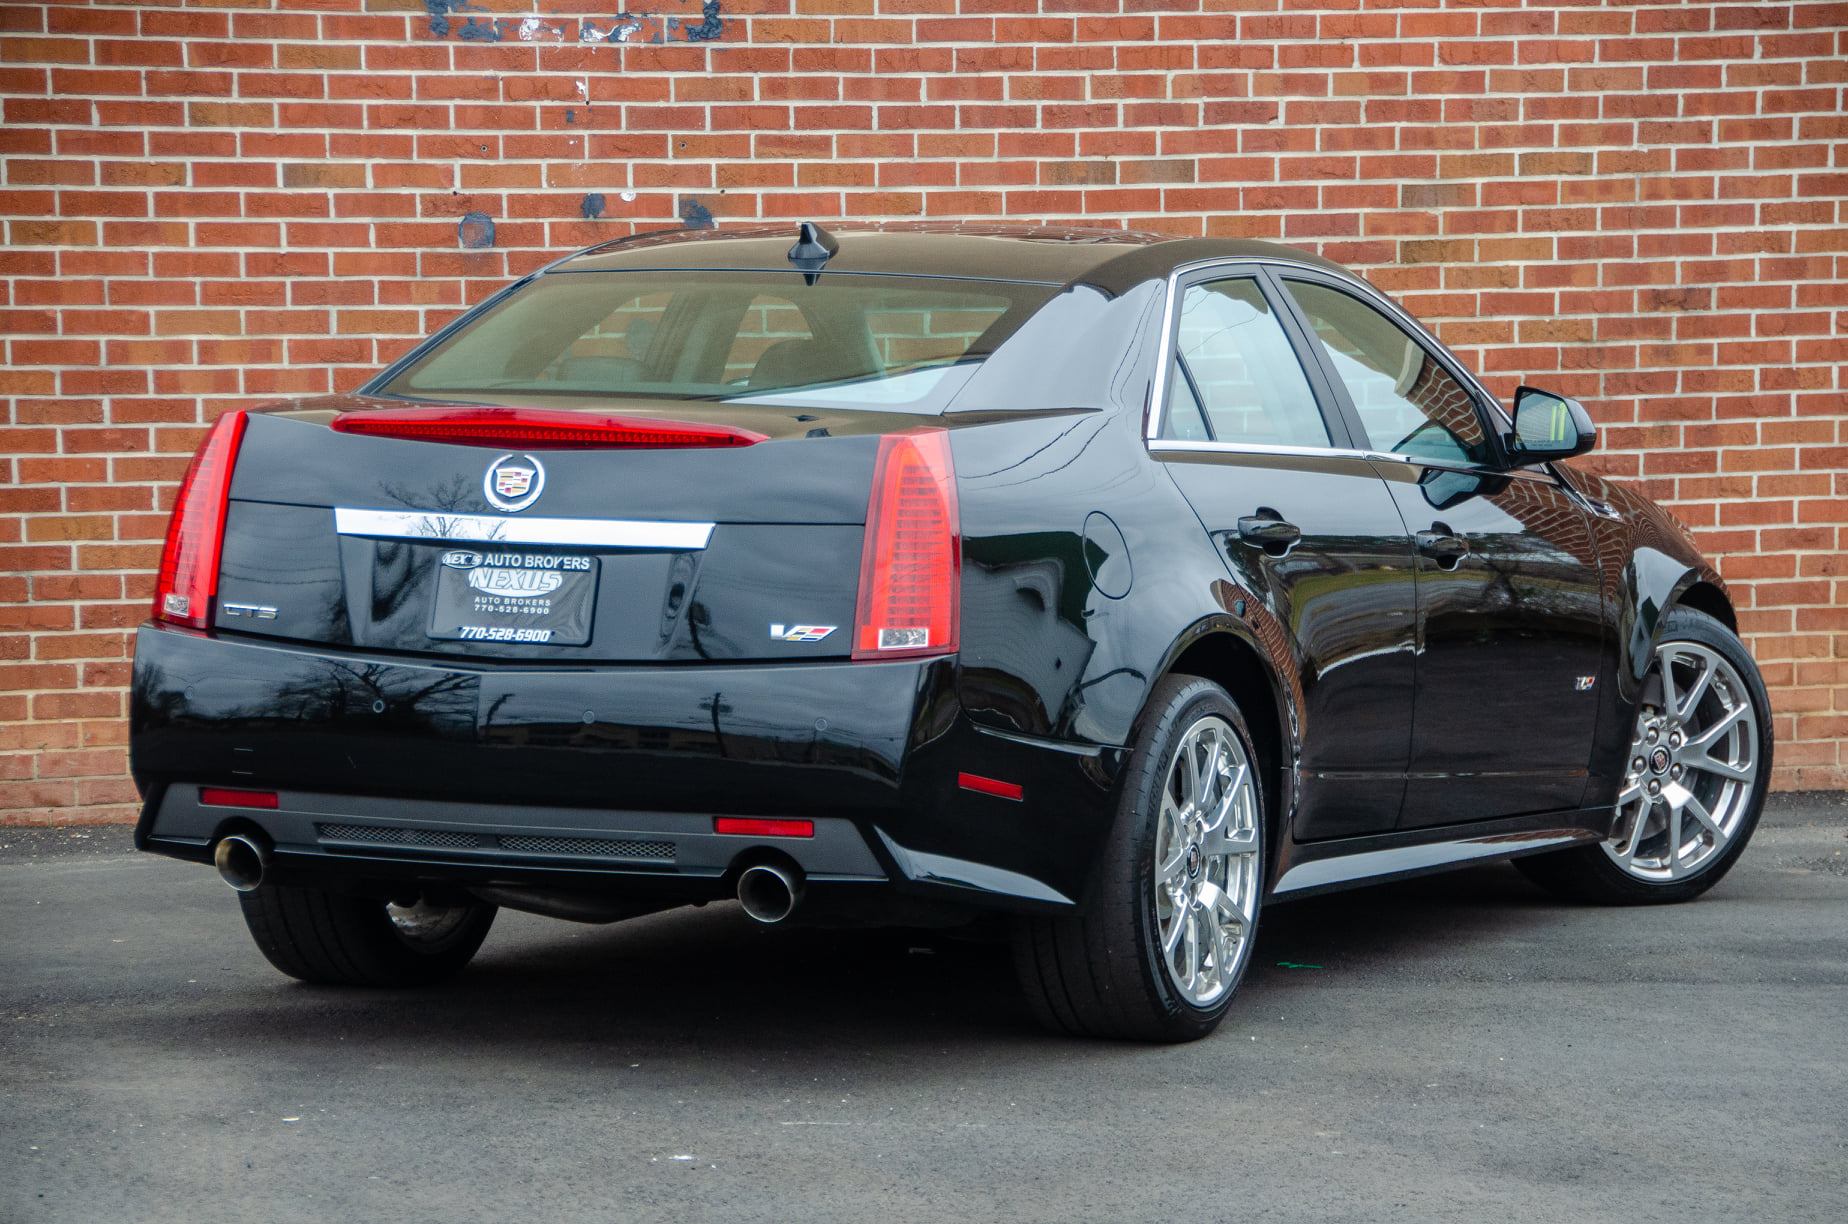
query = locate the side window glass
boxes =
[1284,280,1489,466]
[1164,278,1330,447]
[1164,359,1212,441]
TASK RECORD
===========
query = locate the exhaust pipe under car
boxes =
[213,833,270,893]
[736,863,803,924]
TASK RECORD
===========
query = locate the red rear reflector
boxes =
[153,411,248,630]
[958,772,1024,802]
[713,817,814,839]
[199,787,279,810]
[853,430,960,660]
[330,406,766,450]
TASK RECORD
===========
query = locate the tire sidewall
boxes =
[1119,677,1266,1035]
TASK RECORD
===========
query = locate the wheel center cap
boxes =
[1650,747,1671,773]
[1185,844,1202,879]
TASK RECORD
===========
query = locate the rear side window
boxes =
[1164,278,1330,448]
[380,271,1045,414]
[1283,279,1490,466]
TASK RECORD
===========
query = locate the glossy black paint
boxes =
[132,224,1739,919]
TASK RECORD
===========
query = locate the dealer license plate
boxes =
[428,548,597,646]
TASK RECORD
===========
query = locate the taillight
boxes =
[152,411,247,630]
[329,406,766,450]
[852,430,959,661]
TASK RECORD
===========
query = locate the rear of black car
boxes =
[130,253,1130,927]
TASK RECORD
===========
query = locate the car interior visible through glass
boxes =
[1164,277,1332,449]
[383,271,1049,414]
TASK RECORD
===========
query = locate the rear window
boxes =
[378,271,1059,414]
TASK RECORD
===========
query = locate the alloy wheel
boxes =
[386,897,475,945]
[1152,715,1261,1007]
[1603,640,1760,882]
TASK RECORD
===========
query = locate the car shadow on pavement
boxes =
[124,861,1562,1064]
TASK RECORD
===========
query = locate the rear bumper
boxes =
[131,624,1122,912]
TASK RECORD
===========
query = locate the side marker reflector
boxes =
[714,817,814,839]
[199,787,280,810]
[957,772,1024,802]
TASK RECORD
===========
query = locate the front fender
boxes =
[1559,467,1734,800]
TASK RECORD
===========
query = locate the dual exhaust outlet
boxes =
[213,830,805,925]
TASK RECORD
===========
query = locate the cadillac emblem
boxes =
[483,453,545,512]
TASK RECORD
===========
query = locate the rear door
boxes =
[1275,272,1609,827]
[1151,266,1419,840]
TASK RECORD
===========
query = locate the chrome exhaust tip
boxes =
[737,863,802,925]
[213,833,269,893]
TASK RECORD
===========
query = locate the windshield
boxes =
[377,270,1061,414]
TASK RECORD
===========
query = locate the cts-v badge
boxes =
[771,624,836,643]
[484,453,545,512]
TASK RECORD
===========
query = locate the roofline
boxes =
[535,222,1358,294]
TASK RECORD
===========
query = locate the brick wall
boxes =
[1,0,1845,824]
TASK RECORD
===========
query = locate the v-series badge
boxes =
[771,624,836,643]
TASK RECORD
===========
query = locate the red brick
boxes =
[0,2,1842,819]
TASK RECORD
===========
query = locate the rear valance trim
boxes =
[333,507,714,550]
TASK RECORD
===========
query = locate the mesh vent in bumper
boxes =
[315,823,675,862]
[499,834,673,861]
[318,823,484,850]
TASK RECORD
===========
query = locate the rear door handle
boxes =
[1415,527,1470,568]
[1236,513,1302,555]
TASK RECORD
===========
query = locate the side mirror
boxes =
[1506,386,1596,464]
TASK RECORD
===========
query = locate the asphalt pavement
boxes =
[3,794,1845,1223]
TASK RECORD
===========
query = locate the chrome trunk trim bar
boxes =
[333,507,714,550]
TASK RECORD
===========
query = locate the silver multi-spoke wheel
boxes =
[1153,715,1261,1007]
[386,897,475,944]
[1603,639,1760,883]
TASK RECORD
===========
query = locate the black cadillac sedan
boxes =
[132,223,1771,1041]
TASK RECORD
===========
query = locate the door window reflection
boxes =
[1285,280,1490,466]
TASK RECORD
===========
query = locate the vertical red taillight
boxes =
[852,430,960,661]
[152,411,248,630]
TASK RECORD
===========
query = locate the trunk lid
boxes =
[214,395,926,664]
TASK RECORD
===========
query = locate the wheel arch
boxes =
[1620,547,1736,694]
[1156,623,1298,871]
[1671,577,1737,634]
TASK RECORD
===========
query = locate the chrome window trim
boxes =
[1149,438,1393,464]
[333,508,714,551]
[1143,255,1509,447]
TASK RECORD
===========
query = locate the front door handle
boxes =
[1237,513,1302,556]
[1415,526,1470,568]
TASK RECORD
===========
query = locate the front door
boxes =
[1151,268,1420,840]
[1276,273,1609,828]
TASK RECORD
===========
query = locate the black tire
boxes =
[1012,675,1266,1042]
[1515,606,1772,905]
[237,884,496,986]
